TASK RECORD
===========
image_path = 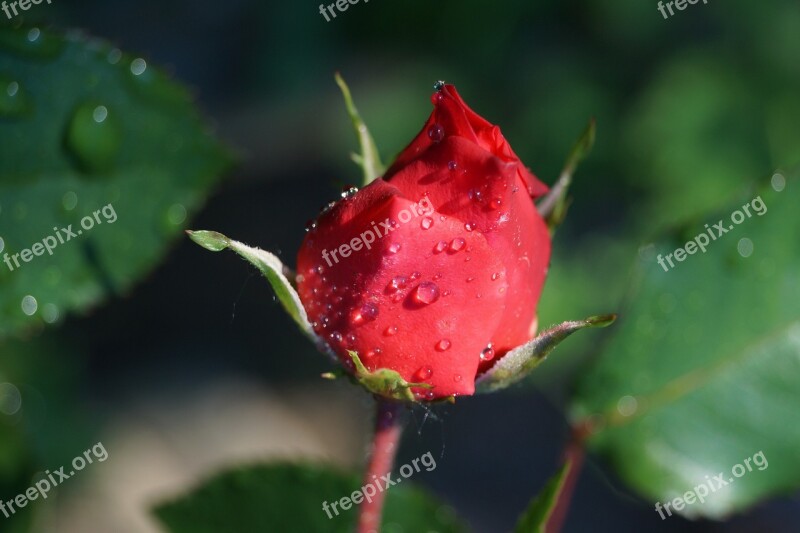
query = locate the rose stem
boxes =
[357,399,405,533]
[546,424,590,533]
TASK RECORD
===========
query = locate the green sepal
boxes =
[537,118,596,234]
[335,73,384,186]
[186,230,324,349]
[476,314,616,393]
[348,351,431,402]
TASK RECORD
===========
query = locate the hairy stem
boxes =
[357,399,405,533]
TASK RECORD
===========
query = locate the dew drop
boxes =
[449,237,466,252]
[350,302,379,325]
[430,92,444,105]
[436,339,451,351]
[41,303,59,324]
[167,203,187,225]
[340,185,359,198]
[412,282,440,305]
[465,222,476,232]
[345,333,357,346]
[490,197,503,209]
[433,80,446,91]
[410,271,421,281]
[384,325,398,336]
[329,331,343,344]
[0,383,22,416]
[415,366,433,380]
[448,160,458,171]
[387,276,408,292]
[92,105,108,123]
[65,102,121,174]
[130,58,147,76]
[305,220,317,232]
[107,48,122,64]
[21,295,37,316]
[491,272,500,281]
[27,28,41,42]
[480,345,495,361]
[434,240,448,254]
[388,243,402,254]
[453,374,463,383]
[427,124,445,143]
[421,217,434,230]
[0,78,32,118]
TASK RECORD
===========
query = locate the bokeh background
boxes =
[1,0,799,531]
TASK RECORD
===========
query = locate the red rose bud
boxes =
[297,83,551,399]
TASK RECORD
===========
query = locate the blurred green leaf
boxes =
[153,463,466,533]
[514,461,572,533]
[0,26,231,340]
[572,171,800,518]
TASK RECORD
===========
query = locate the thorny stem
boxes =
[357,399,405,533]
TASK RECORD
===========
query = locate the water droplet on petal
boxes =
[453,374,462,383]
[491,272,500,281]
[421,217,434,230]
[346,333,357,346]
[388,243,402,254]
[433,80,446,91]
[412,282,440,305]
[434,240,447,254]
[410,271,421,281]
[384,325,398,336]
[448,160,458,171]
[436,339,451,351]
[329,331,343,344]
[449,238,465,252]
[350,302,379,325]
[415,366,433,380]
[387,276,408,292]
[428,124,445,143]
[480,345,495,361]
[465,222,476,232]
[341,185,359,198]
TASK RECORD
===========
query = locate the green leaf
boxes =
[0,26,231,339]
[335,73,384,186]
[476,314,616,393]
[187,230,320,345]
[515,461,572,533]
[571,171,799,518]
[153,463,466,533]
[537,118,596,233]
